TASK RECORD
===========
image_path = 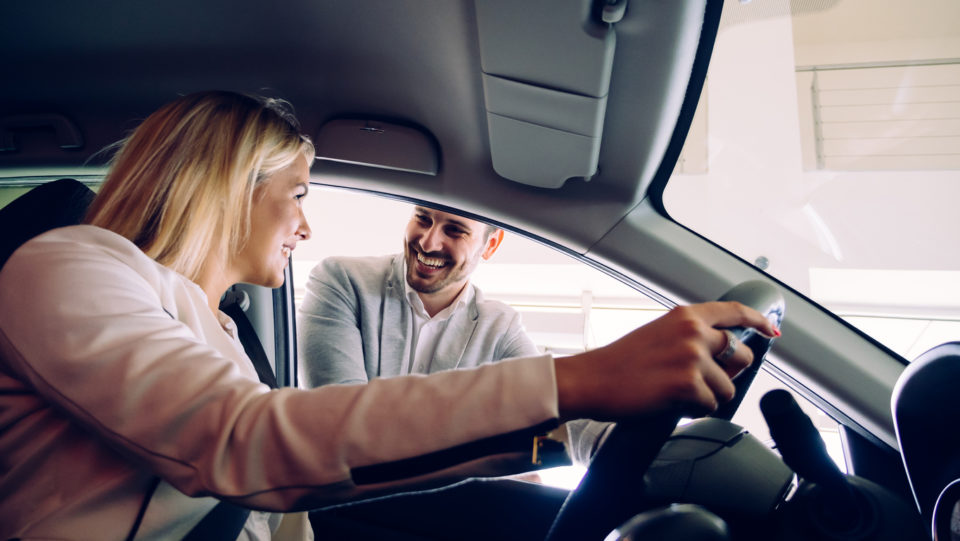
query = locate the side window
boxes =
[293,186,844,487]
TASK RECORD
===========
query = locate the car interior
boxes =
[2,0,958,540]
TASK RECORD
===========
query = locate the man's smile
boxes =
[416,252,448,269]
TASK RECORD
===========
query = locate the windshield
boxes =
[663,0,960,360]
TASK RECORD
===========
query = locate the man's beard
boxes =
[404,243,480,295]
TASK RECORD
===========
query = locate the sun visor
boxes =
[314,119,438,176]
[476,0,617,189]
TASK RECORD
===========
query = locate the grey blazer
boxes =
[297,254,540,387]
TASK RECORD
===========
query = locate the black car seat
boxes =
[0,178,96,270]
[892,341,960,540]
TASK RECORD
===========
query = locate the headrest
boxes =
[0,178,95,270]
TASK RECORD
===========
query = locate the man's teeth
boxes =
[417,253,445,268]
[281,247,291,257]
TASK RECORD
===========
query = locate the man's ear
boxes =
[481,229,504,260]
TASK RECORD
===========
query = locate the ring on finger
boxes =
[715,329,738,366]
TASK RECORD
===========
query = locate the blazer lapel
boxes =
[378,254,412,377]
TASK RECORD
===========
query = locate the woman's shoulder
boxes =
[12,225,150,270]
[3,225,180,293]
[39,223,131,244]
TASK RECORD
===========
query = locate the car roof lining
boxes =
[1,0,709,255]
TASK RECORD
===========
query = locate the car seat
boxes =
[0,177,95,270]
[892,341,960,540]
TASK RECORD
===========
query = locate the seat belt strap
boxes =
[221,298,279,389]
[180,500,253,541]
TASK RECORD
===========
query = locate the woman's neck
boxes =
[195,260,233,314]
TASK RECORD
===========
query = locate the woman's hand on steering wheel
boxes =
[554,300,779,423]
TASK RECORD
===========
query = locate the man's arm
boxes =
[297,259,369,387]
[496,311,542,360]
[495,310,615,466]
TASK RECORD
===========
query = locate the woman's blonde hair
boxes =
[85,91,315,281]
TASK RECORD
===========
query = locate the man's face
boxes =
[403,206,498,298]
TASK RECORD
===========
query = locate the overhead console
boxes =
[475,0,619,189]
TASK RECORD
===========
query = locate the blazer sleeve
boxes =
[497,310,541,360]
[0,235,561,512]
[297,258,369,386]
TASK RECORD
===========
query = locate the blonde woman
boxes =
[0,91,778,540]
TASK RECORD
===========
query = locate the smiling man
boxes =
[297,205,540,387]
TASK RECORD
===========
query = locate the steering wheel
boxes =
[544,281,786,541]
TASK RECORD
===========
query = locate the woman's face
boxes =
[231,153,312,288]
